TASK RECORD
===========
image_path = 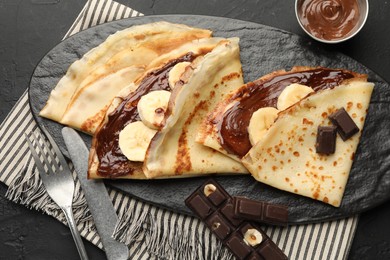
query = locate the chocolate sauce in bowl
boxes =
[298,0,360,41]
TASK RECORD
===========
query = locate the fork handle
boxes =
[62,206,89,260]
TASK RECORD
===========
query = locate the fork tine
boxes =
[41,125,69,169]
[32,132,59,174]
[24,134,54,177]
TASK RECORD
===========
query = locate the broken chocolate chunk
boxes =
[234,196,263,219]
[233,197,288,226]
[316,125,337,154]
[329,107,359,141]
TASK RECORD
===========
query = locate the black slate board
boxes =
[29,15,390,224]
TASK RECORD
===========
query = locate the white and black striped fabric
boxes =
[0,0,359,259]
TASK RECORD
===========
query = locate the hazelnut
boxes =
[203,184,216,197]
[243,229,263,247]
[211,222,220,231]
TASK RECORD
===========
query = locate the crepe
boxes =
[88,37,233,179]
[196,67,365,162]
[242,79,374,207]
[143,38,249,179]
[39,21,212,134]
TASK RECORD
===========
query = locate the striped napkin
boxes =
[0,0,359,259]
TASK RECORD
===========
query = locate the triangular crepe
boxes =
[242,79,374,207]
[40,22,211,134]
[88,37,232,179]
[196,67,365,162]
[143,38,248,179]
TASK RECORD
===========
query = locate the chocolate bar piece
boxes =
[186,194,213,219]
[226,233,252,259]
[206,212,232,240]
[329,107,359,141]
[221,202,244,227]
[233,197,288,226]
[185,179,287,260]
[204,183,227,206]
[315,125,337,154]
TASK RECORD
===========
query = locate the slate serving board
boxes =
[29,15,390,224]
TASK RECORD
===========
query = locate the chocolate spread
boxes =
[95,53,197,177]
[218,68,355,157]
[298,0,360,41]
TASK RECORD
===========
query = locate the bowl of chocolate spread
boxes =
[295,0,369,43]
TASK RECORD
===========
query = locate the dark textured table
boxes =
[0,0,389,259]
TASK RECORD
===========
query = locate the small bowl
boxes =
[295,0,369,44]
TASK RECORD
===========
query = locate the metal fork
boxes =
[25,129,89,260]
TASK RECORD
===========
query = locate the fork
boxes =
[25,129,89,260]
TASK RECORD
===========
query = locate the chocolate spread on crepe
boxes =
[216,68,358,158]
[95,53,197,178]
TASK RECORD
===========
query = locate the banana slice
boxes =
[277,83,314,111]
[137,90,171,129]
[248,107,279,146]
[168,62,191,89]
[118,121,157,162]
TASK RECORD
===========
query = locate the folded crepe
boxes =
[88,37,236,179]
[242,78,374,207]
[196,67,366,162]
[40,21,212,134]
[143,38,249,179]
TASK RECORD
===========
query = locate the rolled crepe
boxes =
[143,38,249,179]
[40,21,212,134]
[88,37,232,179]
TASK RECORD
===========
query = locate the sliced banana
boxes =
[248,107,279,146]
[277,83,314,111]
[118,121,157,162]
[168,62,191,89]
[137,90,171,129]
